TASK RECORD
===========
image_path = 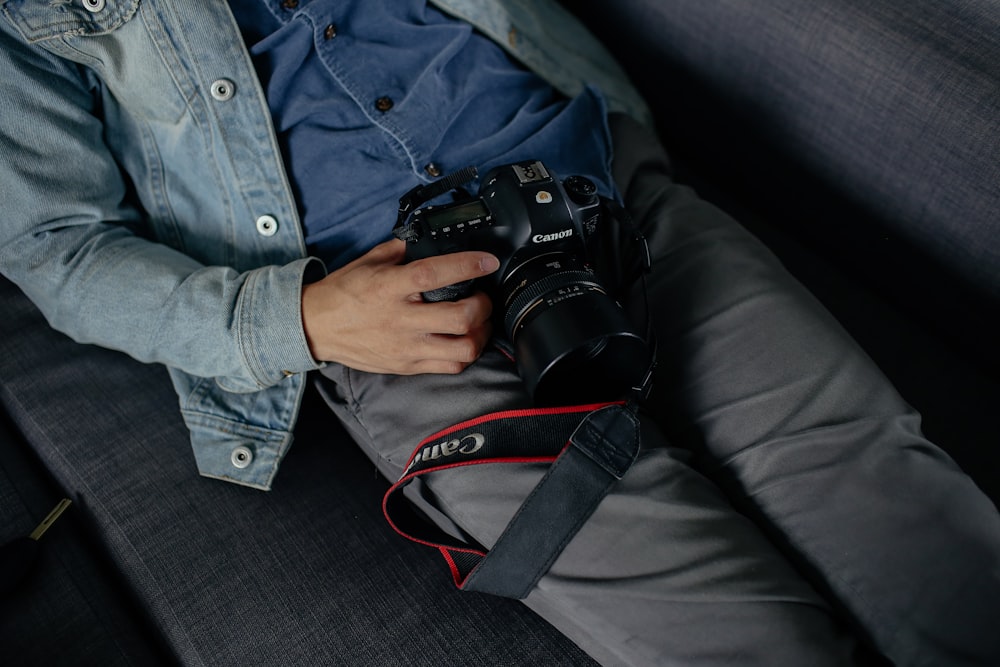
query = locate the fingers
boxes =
[403,322,494,375]
[408,291,493,335]
[343,320,494,376]
[400,248,500,298]
[357,294,494,375]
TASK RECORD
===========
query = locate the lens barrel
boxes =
[501,255,649,405]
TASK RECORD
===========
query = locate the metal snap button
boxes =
[374,96,394,112]
[324,24,337,40]
[231,446,253,469]
[255,214,279,237]
[424,163,442,178]
[82,0,106,13]
[210,79,236,102]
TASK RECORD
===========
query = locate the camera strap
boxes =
[596,195,658,403]
[394,165,478,239]
[382,401,641,599]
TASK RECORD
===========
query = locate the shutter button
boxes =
[82,0,105,12]
[211,79,236,102]
[255,214,279,237]
[231,446,253,469]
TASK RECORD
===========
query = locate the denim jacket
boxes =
[0,0,648,489]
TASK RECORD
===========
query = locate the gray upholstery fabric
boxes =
[575,0,1000,297]
[0,277,594,666]
[569,0,1000,385]
[1,416,172,667]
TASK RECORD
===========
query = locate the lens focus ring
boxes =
[504,270,603,339]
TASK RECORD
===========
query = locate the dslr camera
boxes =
[393,159,650,405]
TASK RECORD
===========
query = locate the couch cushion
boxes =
[0,414,173,666]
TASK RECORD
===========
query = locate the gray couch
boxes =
[2,1,997,664]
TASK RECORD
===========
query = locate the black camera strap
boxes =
[382,401,641,599]
[394,165,479,239]
[597,195,658,403]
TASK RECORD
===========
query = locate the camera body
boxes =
[400,160,599,298]
[394,160,649,405]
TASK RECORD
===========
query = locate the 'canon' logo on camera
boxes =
[532,229,574,243]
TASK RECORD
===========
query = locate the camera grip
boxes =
[422,279,475,303]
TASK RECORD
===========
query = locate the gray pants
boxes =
[317,116,1000,666]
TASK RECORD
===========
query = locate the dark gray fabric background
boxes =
[572,0,1000,368]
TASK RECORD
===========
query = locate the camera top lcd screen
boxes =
[425,200,490,232]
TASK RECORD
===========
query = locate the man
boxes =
[2,1,998,665]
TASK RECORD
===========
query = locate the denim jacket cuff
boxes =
[230,257,328,390]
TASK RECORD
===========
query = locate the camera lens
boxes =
[500,254,649,405]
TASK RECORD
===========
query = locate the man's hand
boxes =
[301,239,500,375]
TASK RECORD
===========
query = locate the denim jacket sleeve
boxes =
[0,1,324,392]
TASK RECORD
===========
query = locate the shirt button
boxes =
[282,0,299,9]
[424,163,442,178]
[255,214,279,237]
[231,446,253,469]
[374,96,394,112]
[324,24,337,40]
[82,0,106,12]
[210,79,236,102]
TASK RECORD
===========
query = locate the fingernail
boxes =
[480,255,500,273]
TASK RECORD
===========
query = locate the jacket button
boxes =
[210,79,236,102]
[82,0,106,12]
[282,0,299,9]
[424,163,442,177]
[324,24,337,40]
[255,214,279,237]
[231,446,253,469]
[374,96,394,112]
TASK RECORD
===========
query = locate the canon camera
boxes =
[393,160,650,405]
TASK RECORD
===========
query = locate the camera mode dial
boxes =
[563,175,598,206]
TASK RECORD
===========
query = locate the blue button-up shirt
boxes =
[0,0,649,489]
[228,0,615,271]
